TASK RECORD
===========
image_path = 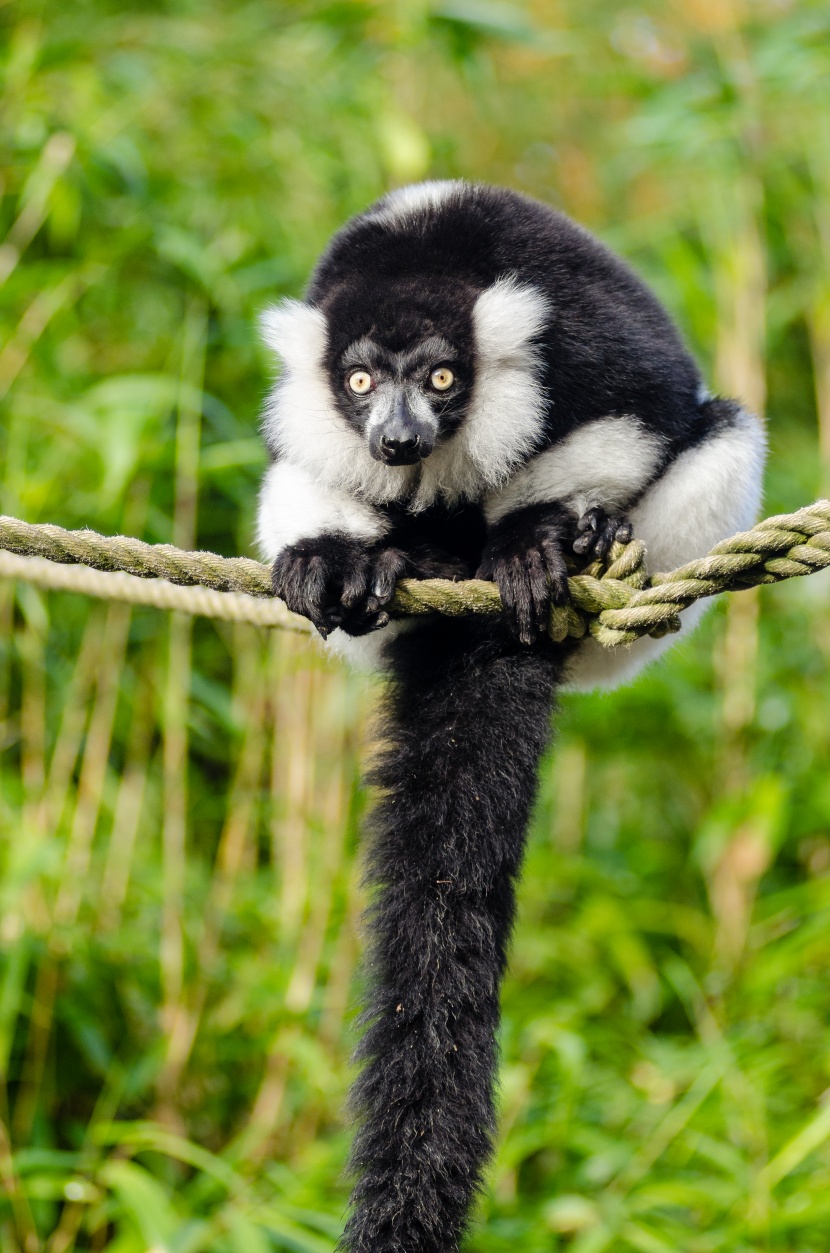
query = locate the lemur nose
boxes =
[381,435,420,456]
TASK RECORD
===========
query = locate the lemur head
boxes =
[318,277,478,467]
[261,277,477,467]
[260,181,551,496]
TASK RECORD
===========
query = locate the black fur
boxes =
[344,619,567,1253]
[272,533,402,637]
[476,502,576,645]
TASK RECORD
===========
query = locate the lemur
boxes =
[256,181,766,1253]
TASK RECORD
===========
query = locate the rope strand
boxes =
[0,503,828,646]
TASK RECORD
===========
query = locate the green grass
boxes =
[1,2,830,1249]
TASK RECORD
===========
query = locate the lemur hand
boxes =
[272,536,406,639]
[476,505,571,646]
[573,507,633,562]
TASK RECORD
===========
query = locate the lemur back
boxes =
[256,181,766,1250]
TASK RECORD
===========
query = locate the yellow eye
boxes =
[348,370,374,395]
[430,367,454,392]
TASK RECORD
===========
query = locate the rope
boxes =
[0,551,311,632]
[0,503,828,647]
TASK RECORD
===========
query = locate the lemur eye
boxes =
[347,370,374,395]
[430,367,455,392]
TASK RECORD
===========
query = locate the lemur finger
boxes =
[340,555,371,610]
[572,531,596,556]
[592,528,613,561]
[302,562,343,637]
[573,506,607,556]
[575,506,603,535]
[371,548,407,603]
[593,515,631,560]
[573,510,633,560]
[539,537,570,606]
[495,557,537,646]
[302,553,330,602]
[273,554,318,616]
[308,611,332,639]
[273,556,337,637]
[524,548,551,634]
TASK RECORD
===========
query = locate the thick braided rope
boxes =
[0,503,828,646]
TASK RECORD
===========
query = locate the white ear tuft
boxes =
[259,299,328,370]
[472,277,550,362]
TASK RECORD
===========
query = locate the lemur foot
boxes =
[272,535,406,638]
[572,507,633,562]
[476,504,571,646]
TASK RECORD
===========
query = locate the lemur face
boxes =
[314,271,478,466]
[332,331,473,466]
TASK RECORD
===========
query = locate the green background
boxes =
[1,1,830,1249]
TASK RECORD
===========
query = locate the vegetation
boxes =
[1,1,830,1248]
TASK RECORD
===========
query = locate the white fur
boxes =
[371,181,461,225]
[563,409,767,692]
[365,386,438,445]
[260,299,325,370]
[628,409,766,574]
[461,278,551,489]
[255,460,387,562]
[485,416,664,523]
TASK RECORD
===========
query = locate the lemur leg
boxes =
[563,405,766,692]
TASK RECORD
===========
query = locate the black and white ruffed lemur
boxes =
[256,181,766,1252]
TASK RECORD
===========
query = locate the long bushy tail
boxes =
[342,619,564,1253]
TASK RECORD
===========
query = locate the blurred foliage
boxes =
[1,0,830,1249]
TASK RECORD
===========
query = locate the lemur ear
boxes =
[259,299,328,370]
[473,276,549,362]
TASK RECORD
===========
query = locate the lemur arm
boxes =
[480,415,665,643]
[481,404,766,656]
[257,459,399,637]
[259,460,483,638]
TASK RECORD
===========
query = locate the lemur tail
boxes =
[342,619,564,1253]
